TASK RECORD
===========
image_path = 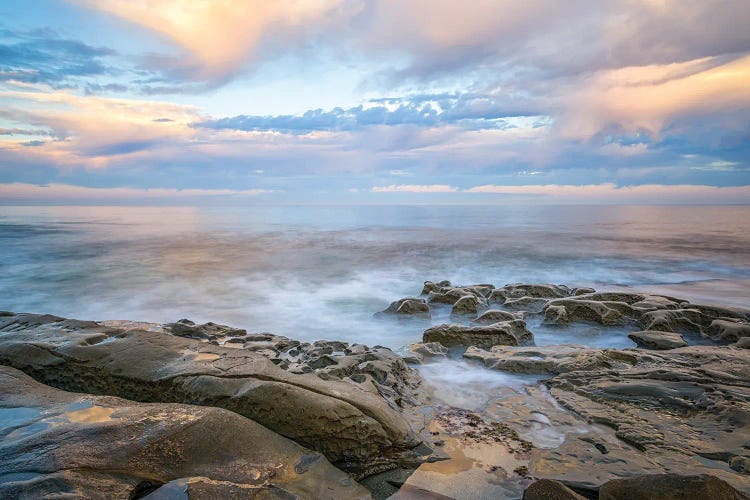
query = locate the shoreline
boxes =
[1,280,749,498]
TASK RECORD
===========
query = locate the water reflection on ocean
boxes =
[1,204,748,350]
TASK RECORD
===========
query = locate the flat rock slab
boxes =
[423,320,534,349]
[0,313,420,475]
[463,344,750,493]
[394,407,534,500]
[0,365,369,499]
[628,330,688,350]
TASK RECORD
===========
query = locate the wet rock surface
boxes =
[0,312,423,477]
[627,330,688,350]
[424,320,534,348]
[406,342,448,364]
[376,297,431,319]
[597,473,749,500]
[395,407,535,499]
[463,343,750,492]
[398,280,750,496]
[0,365,369,499]
[3,279,750,498]
[522,479,585,500]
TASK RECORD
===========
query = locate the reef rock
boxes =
[597,473,748,500]
[165,318,247,340]
[377,297,431,318]
[406,342,448,364]
[522,479,585,500]
[0,365,369,500]
[423,320,534,349]
[450,294,487,316]
[471,309,523,325]
[543,346,750,486]
[628,330,688,350]
[421,280,451,295]
[0,313,423,476]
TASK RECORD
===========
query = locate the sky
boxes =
[0,0,749,205]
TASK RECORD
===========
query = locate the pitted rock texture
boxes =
[523,474,749,500]
[628,330,688,350]
[165,318,247,341]
[406,342,449,364]
[597,473,749,500]
[471,309,524,325]
[0,365,369,500]
[423,320,534,348]
[465,343,750,491]
[522,479,585,500]
[389,281,750,494]
[0,313,422,476]
[376,297,431,319]
[171,326,424,413]
[419,281,750,347]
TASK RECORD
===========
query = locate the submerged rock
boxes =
[421,280,451,295]
[0,365,369,499]
[471,309,523,325]
[377,297,431,318]
[463,344,615,375]
[450,294,487,316]
[406,342,448,364]
[423,320,534,349]
[492,284,574,301]
[0,313,423,476]
[542,298,627,326]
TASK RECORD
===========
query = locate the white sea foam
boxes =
[0,205,748,351]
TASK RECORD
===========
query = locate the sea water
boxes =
[1,204,748,411]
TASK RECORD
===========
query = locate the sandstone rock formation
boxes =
[423,320,534,348]
[0,365,369,499]
[376,297,431,319]
[471,309,523,325]
[522,479,585,500]
[597,473,748,500]
[627,330,688,350]
[406,342,449,364]
[0,312,423,476]
[463,343,750,491]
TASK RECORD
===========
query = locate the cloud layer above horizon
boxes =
[1,0,749,204]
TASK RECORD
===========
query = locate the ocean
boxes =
[1,204,748,352]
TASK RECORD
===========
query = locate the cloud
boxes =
[197,93,535,134]
[0,183,272,202]
[0,28,116,87]
[465,183,750,203]
[557,54,750,138]
[72,0,359,82]
[371,184,459,193]
[691,160,740,172]
[0,87,200,168]
[360,1,750,81]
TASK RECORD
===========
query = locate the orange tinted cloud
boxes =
[558,55,750,138]
[72,0,357,80]
[465,183,750,203]
[0,88,199,168]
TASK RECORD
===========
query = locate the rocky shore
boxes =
[1,279,749,499]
